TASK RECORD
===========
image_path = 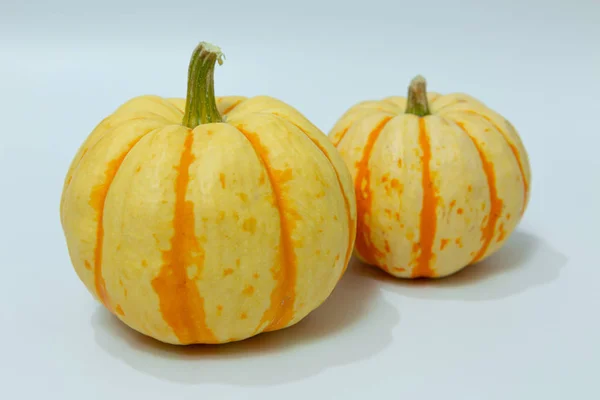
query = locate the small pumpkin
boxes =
[60,42,356,344]
[328,76,531,278]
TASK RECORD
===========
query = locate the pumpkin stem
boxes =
[405,75,431,117]
[182,42,225,128]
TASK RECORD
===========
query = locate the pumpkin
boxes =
[328,76,531,278]
[60,42,356,345]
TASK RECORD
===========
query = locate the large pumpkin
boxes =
[328,76,530,278]
[60,42,356,344]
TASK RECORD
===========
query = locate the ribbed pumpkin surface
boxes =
[60,95,356,344]
[329,91,530,278]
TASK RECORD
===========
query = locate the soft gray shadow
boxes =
[92,259,399,386]
[356,231,568,301]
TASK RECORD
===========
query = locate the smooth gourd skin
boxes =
[329,91,531,278]
[60,95,356,344]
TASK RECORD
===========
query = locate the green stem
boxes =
[405,75,431,117]
[182,42,225,128]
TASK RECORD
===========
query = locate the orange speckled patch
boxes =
[240,312,248,320]
[449,200,456,212]
[151,131,216,344]
[216,305,223,316]
[440,239,450,250]
[354,117,393,265]
[84,260,92,270]
[141,260,148,267]
[397,159,403,168]
[455,237,463,248]
[253,272,260,279]
[384,240,391,253]
[242,217,257,234]
[243,285,255,296]
[223,268,234,277]
[237,192,248,202]
[115,305,125,316]
[457,208,464,215]
[219,173,226,189]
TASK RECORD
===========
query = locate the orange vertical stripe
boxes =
[151,131,216,344]
[467,111,528,214]
[235,126,297,333]
[221,99,244,115]
[278,118,355,276]
[411,118,438,278]
[89,133,150,311]
[354,117,393,266]
[331,125,352,147]
[455,122,504,263]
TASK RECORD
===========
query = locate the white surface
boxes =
[1,0,599,399]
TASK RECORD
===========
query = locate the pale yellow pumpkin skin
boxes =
[60,95,356,344]
[329,91,530,278]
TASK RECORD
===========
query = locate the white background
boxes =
[1,0,599,399]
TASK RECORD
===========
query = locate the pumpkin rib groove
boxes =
[454,122,503,263]
[462,110,528,214]
[411,117,438,278]
[143,95,186,118]
[271,115,355,277]
[430,97,469,114]
[354,116,394,267]
[151,129,217,345]
[90,126,160,312]
[234,124,297,333]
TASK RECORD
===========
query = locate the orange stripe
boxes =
[354,117,393,266]
[64,117,152,226]
[466,111,528,214]
[222,99,244,115]
[274,117,355,276]
[331,125,351,147]
[236,125,297,333]
[455,122,503,263]
[151,130,216,344]
[411,118,438,278]
[89,133,151,311]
